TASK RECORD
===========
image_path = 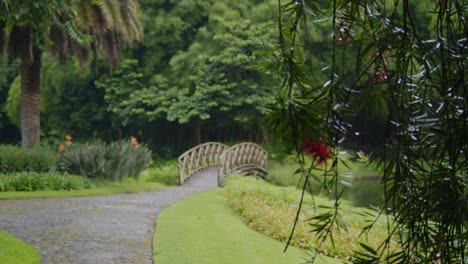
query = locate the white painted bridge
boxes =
[177,142,269,185]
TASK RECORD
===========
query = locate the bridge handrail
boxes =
[177,142,229,184]
[220,142,268,176]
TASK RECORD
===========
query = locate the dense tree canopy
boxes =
[96,0,280,146]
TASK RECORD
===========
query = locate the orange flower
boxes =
[130,136,139,147]
[65,134,72,145]
[58,144,65,152]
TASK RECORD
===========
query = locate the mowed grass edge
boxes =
[0,179,167,199]
[153,189,339,264]
[0,230,41,264]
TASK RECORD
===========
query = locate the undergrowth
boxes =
[0,172,92,192]
[141,161,179,185]
[0,145,56,173]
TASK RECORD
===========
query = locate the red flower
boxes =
[303,137,332,165]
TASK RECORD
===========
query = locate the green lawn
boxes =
[0,230,41,264]
[153,189,339,264]
[0,177,167,200]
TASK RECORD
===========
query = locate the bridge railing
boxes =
[177,142,229,184]
[219,142,268,185]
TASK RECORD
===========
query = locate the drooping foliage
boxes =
[269,0,467,263]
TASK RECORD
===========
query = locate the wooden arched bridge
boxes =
[178,142,268,185]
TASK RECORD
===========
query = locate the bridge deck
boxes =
[182,167,219,188]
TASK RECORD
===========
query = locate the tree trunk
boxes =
[20,47,41,148]
[193,120,201,145]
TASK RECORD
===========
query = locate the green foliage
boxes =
[3,75,20,127]
[58,140,152,180]
[0,1,87,50]
[141,161,179,185]
[39,57,111,137]
[95,59,148,125]
[0,145,56,173]
[0,58,19,133]
[139,0,215,74]
[163,14,278,125]
[0,229,41,264]
[224,175,392,259]
[0,172,91,192]
[98,0,279,137]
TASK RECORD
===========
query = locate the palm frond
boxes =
[82,0,142,66]
[98,0,121,32]
[118,0,143,46]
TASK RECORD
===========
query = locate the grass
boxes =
[266,152,379,188]
[0,230,41,264]
[0,171,167,199]
[153,189,340,264]
[225,176,392,260]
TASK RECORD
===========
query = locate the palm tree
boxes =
[0,0,143,147]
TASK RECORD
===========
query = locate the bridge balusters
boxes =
[178,142,268,185]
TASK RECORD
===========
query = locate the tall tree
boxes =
[0,0,142,147]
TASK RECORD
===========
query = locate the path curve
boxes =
[0,168,218,264]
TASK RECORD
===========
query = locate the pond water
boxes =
[341,177,384,208]
[308,177,384,208]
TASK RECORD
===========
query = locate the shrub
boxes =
[58,140,152,180]
[0,172,92,192]
[141,161,179,185]
[0,145,56,173]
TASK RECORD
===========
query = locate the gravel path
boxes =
[0,168,218,264]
